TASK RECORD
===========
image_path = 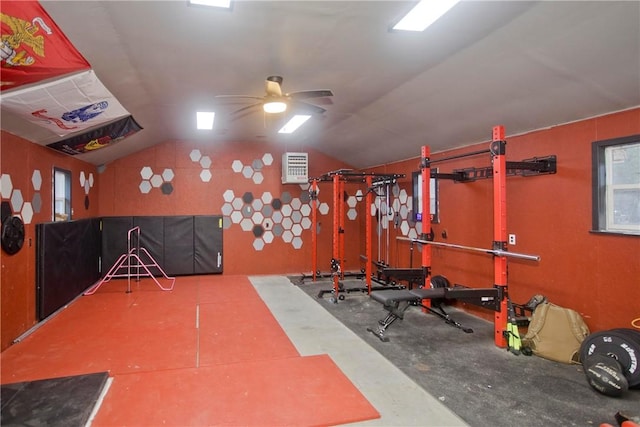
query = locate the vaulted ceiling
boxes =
[4,1,640,168]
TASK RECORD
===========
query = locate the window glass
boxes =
[593,137,640,235]
[53,168,71,221]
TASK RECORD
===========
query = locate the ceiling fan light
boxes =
[263,101,287,114]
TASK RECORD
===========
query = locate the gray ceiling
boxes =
[4,1,640,169]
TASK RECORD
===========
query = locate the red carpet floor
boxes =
[1,275,380,426]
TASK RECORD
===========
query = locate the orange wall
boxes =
[365,108,640,333]
[1,132,99,350]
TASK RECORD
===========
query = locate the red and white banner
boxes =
[0,69,131,138]
[1,0,90,91]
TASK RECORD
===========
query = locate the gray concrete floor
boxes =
[250,275,640,427]
[250,275,468,427]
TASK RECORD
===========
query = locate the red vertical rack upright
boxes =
[492,125,508,347]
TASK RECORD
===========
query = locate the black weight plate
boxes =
[580,329,640,387]
[431,275,450,289]
[1,216,25,255]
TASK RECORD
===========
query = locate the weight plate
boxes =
[431,275,450,289]
[1,216,25,255]
[580,329,640,387]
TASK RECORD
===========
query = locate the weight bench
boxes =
[367,287,473,342]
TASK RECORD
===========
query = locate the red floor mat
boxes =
[198,299,299,366]
[92,354,380,427]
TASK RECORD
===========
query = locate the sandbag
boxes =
[522,302,590,364]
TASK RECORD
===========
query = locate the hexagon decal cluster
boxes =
[231,153,273,185]
[1,172,37,224]
[189,149,213,183]
[139,166,174,195]
[221,186,329,251]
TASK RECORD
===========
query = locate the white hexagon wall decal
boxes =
[242,166,253,179]
[251,211,264,224]
[190,149,202,162]
[162,169,175,182]
[300,204,311,217]
[79,171,86,187]
[240,218,254,231]
[263,231,274,244]
[221,203,233,216]
[253,239,265,251]
[232,198,244,210]
[347,208,358,220]
[31,170,42,191]
[292,236,303,249]
[223,190,235,202]
[252,172,263,184]
[200,156,212,169]
[261,192,273,204]
[290,198,301,210]
[232,160,243,173]
[21,202,33,224]
[200,169,212,182]
[140,166,153,180]
[139,181,152,194]
[84,180,91,194]
[230,211,243,224]
[291,224,303,236]
[10,189,23,211]
[319,203,330,215]
[399,189,408,204]
[282,230,293,243]
[88,173,94,187]
[347,196,357,208]
[151,174,164,188]
[262,153,273,166]
[1,174,13,198]
[301,217,312,229]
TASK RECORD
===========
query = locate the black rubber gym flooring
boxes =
[293,277,640,427]
[1,372,108,426]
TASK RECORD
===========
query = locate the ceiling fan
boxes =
[215,76,333,117]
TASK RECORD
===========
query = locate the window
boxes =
[53,168,71,221]
[592,135,640,235]
[412,170,439,224]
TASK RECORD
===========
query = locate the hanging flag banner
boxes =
[0,69,131,138]
[1,1,91,91]
[46,115,143,155]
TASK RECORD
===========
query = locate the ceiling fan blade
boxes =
[290,100,326,115]
[288,90,333,100]
[215,95,263,100]
[230,103,262,117]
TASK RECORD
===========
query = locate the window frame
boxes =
[53,167,72,222]
[591,134,640,236]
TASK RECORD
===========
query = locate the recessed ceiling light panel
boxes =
[188,0,232,9]
[279,115,311,134]
[393,0,460,32]
[196,111,215,130]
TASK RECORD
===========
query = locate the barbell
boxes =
[397,236,540,262]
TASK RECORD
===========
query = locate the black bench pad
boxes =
[370,288,446,305]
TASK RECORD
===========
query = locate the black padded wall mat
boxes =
[163,216,195,275]
[194,216,223,274]
[100,217,134,274]
[36,219,101,320]
[134,216,165,276]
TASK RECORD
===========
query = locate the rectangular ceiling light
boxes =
[393,0,460,31]
[196,112,215,130]
[188,0,232,9]
[278,115,311,134]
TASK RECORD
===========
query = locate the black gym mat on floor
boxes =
[1,372,109,426]
[295,277,640,427]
